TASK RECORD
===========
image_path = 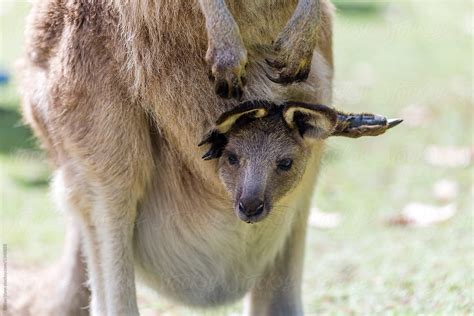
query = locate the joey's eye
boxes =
[277,158,293,171]
[228,153,239,165]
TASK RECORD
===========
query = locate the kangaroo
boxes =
[15,0,400,315]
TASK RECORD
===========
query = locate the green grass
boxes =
[1,0,473,314]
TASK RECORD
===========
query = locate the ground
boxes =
[0,0,472,315]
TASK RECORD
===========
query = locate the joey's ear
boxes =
[282,102,338,139]
[282,102,403,139]
[213,100,270,134]
[198,100,271,160]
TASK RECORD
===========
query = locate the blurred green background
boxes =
[0,0,472,314]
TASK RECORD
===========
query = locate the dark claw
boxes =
[198,134,211,147]
[208,69,215,82]
[230,78,243,100]
[215,80,230,99]
[231,86,243,100]
[241,75,247,86]
[265,72,292,85]
[294,68,310,82]
[202,148,218,160]
[265,58,285,69]
[202,143,226,160]
[265,66,310,85]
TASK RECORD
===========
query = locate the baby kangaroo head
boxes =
[199,101,338,223]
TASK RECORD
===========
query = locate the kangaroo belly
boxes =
[133,187,295,307]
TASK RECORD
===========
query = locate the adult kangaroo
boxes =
[19,0,337,315]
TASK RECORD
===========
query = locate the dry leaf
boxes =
[387,202,456,227]
[309,207,341,229]
[424,145,472,168]
[432,179,459,202]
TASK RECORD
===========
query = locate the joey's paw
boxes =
[206,45,248,100]
[265,36,315,85]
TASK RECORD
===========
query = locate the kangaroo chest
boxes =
[133,186,296,307]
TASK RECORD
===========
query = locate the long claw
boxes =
[332,112,403,138]
[387,118,403,129]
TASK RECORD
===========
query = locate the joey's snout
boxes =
[236,197,268,223]
[235,161,269,223]
[235,172,270,223]
[238,199,264,217]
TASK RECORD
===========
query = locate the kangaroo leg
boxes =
[52,217,90,316]
[62,156,151,315]
[266,0,323,84]
[94,198,140,316]
[51,166,109,316]
[199,0,248,99]
[49,89,154,315]
[8,216,89,316]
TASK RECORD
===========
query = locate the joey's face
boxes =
[200,100,402,223]
[218,117,308,223]
[199,101,337,223]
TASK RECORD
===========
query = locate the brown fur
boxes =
[16,0,335,315]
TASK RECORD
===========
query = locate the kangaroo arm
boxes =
[267,0,321,84]
[198,0,238,32]
[286,0,320,33]
[198,0,248,99]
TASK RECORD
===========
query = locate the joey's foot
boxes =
[206,43,248,100]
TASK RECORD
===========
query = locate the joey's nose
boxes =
[238,200,265,216]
